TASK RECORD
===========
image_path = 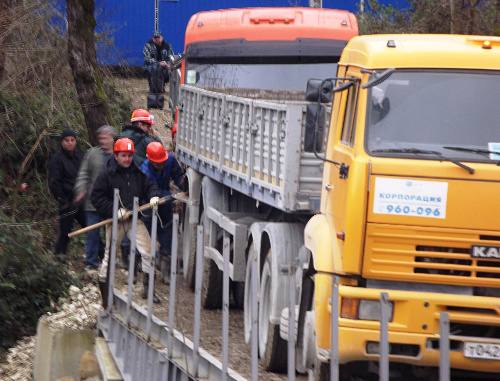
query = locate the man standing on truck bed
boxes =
[91,137,162,306]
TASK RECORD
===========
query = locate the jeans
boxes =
[85,211,104,267]
[142,201,173,256]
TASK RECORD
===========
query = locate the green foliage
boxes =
[357,0,500,35]
[0,0,134,356]
[0,220,77,352]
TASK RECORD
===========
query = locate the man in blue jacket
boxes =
[141,142,184,284]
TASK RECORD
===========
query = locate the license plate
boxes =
[463,342,500,360]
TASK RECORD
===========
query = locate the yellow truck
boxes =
[303,34,500,379]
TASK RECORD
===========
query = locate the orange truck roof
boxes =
[184,7,358,48]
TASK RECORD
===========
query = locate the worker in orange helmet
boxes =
[116,109,163,164]
[91,138,162,306]
[141,141,184,285]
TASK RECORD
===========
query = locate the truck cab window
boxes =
[365,70,500,162]
[340,80,358,147]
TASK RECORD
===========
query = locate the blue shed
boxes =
[94,0,402,66]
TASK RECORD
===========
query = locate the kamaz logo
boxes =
[471,245,500,259]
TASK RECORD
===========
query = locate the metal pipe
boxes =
[146,204,158,340]
[126,197,139,325]
[167,214,179,358]
[379,292,390,381]
[107,189,119,312]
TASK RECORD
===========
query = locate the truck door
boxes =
[324,66,366,274]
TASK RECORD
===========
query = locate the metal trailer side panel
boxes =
[177,86,325,213]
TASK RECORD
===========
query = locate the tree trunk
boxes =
[466,0,480,34]
[450,0,461,34]
[66,0,115,145]
[0,1,12,82]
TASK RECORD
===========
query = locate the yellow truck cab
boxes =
[304,34,500,379]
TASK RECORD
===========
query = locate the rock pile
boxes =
[45,284,101,331]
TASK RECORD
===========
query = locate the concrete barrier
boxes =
[33,316,96,381]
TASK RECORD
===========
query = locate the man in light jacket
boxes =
[73,125,117,270]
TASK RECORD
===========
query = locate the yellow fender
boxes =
[304,214,342,274]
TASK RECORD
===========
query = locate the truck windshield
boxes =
[365,70,500,162]
[185,61,338,92]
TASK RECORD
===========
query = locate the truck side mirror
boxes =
[305,79,333,103]
[304,103,325,153]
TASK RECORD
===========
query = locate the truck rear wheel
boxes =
[182,204,197,290]
[201,256,223,308]
[200,211,223,309]
[244,243,257,345]
[258,250,287,372]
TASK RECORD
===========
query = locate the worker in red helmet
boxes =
[91,138,162,306]
[116,109,163,164]
[141,142,184,285]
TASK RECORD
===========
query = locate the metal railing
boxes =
[100,189,454,381]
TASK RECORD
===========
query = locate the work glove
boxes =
[150,196,160,208]
[117,208,128,222]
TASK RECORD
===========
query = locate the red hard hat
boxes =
[131,109,155,125]
[146,142,168,163]
[114,137,136,153]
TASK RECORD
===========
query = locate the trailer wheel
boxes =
[232,281,244,309]
[258,250,287,372]
[244,243,257,345]
[200,212,223,309]
[309,359,330,381]
[201,257,223,308]
[182,204,197,290]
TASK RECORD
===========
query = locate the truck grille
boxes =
[363,224,500,288]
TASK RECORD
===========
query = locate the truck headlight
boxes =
[341,298,394,321]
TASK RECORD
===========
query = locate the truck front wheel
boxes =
[258,250,287,372]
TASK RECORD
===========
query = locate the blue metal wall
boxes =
[94,0,404,66]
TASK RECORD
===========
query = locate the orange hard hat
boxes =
[131,109,155,125]
[114,137,136,153]
[146,142,168,163]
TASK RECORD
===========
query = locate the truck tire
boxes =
[309,359,330,381]
[244,243,257,345]
[201,257,223,308]
[259,250,287,372]
[182,205,197,290]
[232,280,245,309]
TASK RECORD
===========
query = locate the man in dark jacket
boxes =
[117,109,163,165]
[141,142,184,284]
[48,129,86,260]
[91,137,162,305]
[143,30,174,85]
